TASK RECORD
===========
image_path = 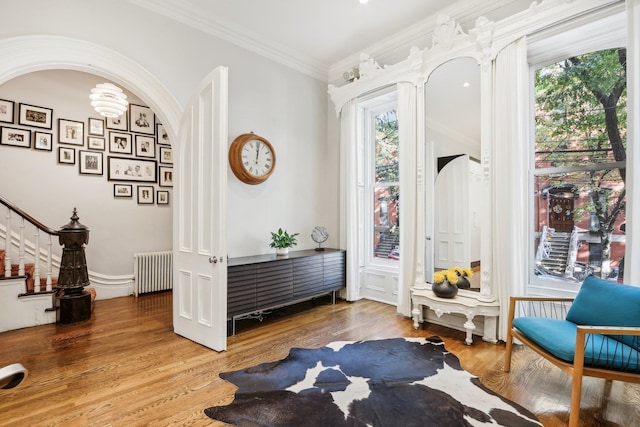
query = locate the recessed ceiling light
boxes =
[463,82,471,88]
[360,0,369,4]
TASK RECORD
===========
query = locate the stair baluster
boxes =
[4,210,11,278]
[0,195,61,294]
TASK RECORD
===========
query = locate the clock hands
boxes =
[255,141,260,164]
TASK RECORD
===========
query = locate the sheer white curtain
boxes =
[397,82,417,316]
[492,38,529,341]
[339,99,361,301]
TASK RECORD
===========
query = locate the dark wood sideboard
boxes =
[227,249,346,334]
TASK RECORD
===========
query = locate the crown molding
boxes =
[128,0,328,82]
[327,0,520,83]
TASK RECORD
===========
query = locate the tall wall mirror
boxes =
[425,57,482,295]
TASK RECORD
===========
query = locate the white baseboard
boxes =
[87,273,135,300]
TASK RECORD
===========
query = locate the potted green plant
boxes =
[269,228,299,255]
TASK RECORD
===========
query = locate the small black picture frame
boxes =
[114,184,133,198]
[58,147,75,165]
[79,150,103,176]
[33,131,53,151]
[19,103,52,129]
[135,134,156,158]
[159,166,173,187]
[0,99,15,124]
[88,136,106,151]
[88,117,105,136]
[106,112,127,131]
[130,104,155,135]
[0,126,31,148]
[159,146,173,164]
[109,131,132,154]
[157,190,170,205]
[58,118,84,146]
[137,185,154,204]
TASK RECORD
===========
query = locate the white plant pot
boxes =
[276,247,289,256]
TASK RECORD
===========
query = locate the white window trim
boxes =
[358,91,399,269]
[527,7,627,296]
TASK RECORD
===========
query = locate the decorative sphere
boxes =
[311,226,329,244]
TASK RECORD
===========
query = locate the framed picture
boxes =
[109,131,132,154]
[88,118,105,136]
[58,119,84,146]
[157,190,170,205]
[157,123,169,145]
[159,146,173,164]
[137,185,155,205]
[159,166,173,187]
[135,135,156,158]
[0,126,31,148]
[105,112,127,131]
[19,103,52,129]
[79,150,103,175]
[113,184,133,198]
[33,131,53,151]
[58,147,75,165]
[0,99,14,123]
[88,136,105,151]
[129,104,155,135]
[108,156,157,183]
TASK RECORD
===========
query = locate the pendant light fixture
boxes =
[89,83,128,118]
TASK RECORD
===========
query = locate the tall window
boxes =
[362,94,400,263]
[532,47,627,285]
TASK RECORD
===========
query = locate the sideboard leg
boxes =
[411,303,422,329]
[463,315,476,345]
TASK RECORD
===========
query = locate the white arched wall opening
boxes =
[0,35,181,142]
[0,35,183,293]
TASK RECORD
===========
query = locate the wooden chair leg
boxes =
[504,297,517,372]
[569,371,583,427]
[504,329,513,372]
[569,329,587,427]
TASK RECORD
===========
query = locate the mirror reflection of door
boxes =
[425,57,481,281]
[548,193,575,232]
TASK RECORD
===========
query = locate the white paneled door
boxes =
[434,155,470,270]
[173,67,228,352]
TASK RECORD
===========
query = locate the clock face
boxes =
[229,133,277,184]
[241,139,274,177]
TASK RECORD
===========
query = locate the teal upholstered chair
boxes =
[505,275,640,427]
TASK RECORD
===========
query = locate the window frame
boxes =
[359,91,399,268]
[527,9,627,296]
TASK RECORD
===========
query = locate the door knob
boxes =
[209,256,218,264]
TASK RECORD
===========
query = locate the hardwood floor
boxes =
[1,292,639,426]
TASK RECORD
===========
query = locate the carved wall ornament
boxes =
[431,15,466,50]
[471,16,495,71]
[357,53,382,79]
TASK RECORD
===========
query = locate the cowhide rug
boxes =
[204,337,542,426]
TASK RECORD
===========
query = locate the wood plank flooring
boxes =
[1,292,639,426]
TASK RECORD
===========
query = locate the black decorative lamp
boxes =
[56,208,92,325]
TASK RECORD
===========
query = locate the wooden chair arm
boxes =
[507,296,576,325]
[509,296,575,303]
[576,325,640,336]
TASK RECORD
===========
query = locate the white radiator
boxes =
[133,251,173,296]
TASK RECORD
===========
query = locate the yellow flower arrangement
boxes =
[433,267,473,284]
[433,269,459,284]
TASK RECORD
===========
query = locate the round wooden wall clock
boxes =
[228,132,276,185]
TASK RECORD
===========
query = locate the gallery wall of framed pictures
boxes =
[0,97,172,206]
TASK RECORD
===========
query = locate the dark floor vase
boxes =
[432,280,458,298]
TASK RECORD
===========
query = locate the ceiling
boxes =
[129,0,531,81]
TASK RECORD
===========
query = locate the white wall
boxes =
[0,70,170,275]
[0,1,338,277]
